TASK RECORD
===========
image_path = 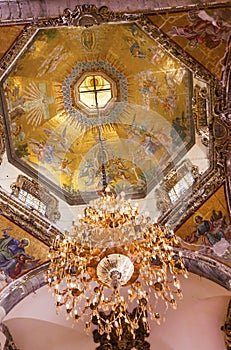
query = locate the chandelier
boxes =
[46,78,187,340]
[46,188,188,339]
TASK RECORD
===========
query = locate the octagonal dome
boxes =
[1,21,193,205]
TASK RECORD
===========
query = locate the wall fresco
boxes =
[0,214,49,289]
[176,185,231,267]
[148,7,231,80]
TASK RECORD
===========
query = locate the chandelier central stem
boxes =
[110,269,122,290]
[95,83,108,193]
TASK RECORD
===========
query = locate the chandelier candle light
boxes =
[47,188,188,340]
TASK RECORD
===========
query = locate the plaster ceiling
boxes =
[4,273,231,350]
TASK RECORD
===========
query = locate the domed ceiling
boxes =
[1,21,193,204]
[0,2,230,281]
[0,3,230,350]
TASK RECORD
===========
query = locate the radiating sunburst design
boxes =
[22,82,54,126]
[1,22,193,204]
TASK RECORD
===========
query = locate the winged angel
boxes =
[29,125,74,175]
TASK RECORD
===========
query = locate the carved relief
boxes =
[156,159,200,215]
[0,187,59,245]
[59,5,143,26]
[192,84,209,146]
[10,175,60,223]
[0,3,229,234]
[210,83,231,174]
[0,115,5,165]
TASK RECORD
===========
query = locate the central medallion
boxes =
[74,72,116,114]
[62,60,128,126]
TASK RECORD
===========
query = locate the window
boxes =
[168,171,194,203]
[18,189,47,215]
[74,72,116,114]
[78,74,112,109]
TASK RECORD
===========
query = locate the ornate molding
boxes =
[0,1,229,24]
[211,83,231,176]
[0,3,230,228]
[156,159,200,214]
[159,169,224,228]
[58,5,144,26]
[192,84,210,147]
[0,25,37,80]
[10,175,60,223]
[139,16,220,84]
[0,186,60,246]
[0,115,5,165]
[0,5,142,81]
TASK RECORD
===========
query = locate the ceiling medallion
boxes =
[47,190,188,340]
[62,60,128,126]
[74,72,116,114]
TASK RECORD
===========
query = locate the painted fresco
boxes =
[0,214,49,289]
[148,7,231,80]
[176,185,231,267]
[2,22,193,203]
[0,25,25,60]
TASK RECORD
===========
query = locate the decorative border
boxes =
[62,59,128,126]
[0,4,230,225]
[0,115,5,165]
[0,186,60,246]
[0,6,229,347]
[10,175,60,223]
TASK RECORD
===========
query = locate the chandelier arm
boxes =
[47,175,188,340]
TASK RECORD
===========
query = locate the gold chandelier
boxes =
[46,188,188,339]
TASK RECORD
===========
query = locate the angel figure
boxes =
[42,125,74,153]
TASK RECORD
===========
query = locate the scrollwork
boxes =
[156,159,200,217]
[60,5,110,26]
[10,175,60,223]
[212,83,226,117]
[192,84,210,147]
[0,115,5,165]
[211,83,230,172]
[0,187,59,245]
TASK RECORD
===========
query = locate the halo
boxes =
[21,237,30,247]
